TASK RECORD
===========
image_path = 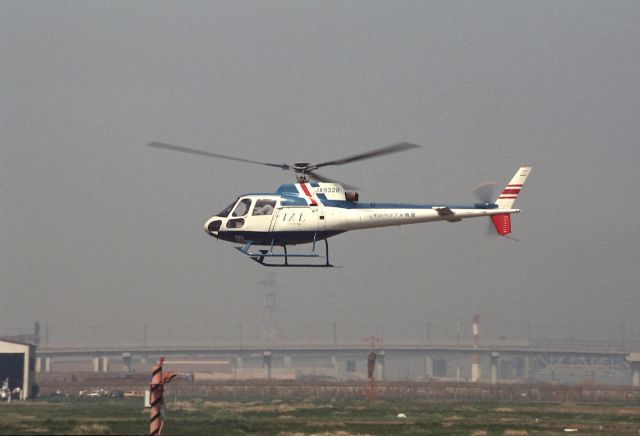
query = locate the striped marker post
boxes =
[149,357,165,436]
[367,352,377,402]
[149,357,176,435]
[148,357,176,435]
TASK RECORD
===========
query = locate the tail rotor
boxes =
[472,181,497,205]
[472,182,498,237]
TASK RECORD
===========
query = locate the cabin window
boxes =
[226,218,245,229]
[252,199,277,216]
[232,199,252,217]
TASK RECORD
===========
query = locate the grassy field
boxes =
[1,397,639,435]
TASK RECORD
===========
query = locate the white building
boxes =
[0,339,36,400]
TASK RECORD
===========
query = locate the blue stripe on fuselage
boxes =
[318,199,496,210]
[217,230,345,245]
[275,184,298,194]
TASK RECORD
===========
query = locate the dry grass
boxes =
[202,400,332,414]
[71,423,111,434]
[2,397,640,435]
[278,432,372,436]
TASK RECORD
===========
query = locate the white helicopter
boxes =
[148,142,531,267]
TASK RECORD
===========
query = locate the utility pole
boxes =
[260,273,278,342]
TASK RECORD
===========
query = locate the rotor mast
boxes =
[295,170,309,183]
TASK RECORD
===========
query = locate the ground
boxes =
[1,397,639,435]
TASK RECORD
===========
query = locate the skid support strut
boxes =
[234,233,333,267]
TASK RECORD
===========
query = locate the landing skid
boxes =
[234,236,333,267]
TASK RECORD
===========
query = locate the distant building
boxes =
[0,339,36,400]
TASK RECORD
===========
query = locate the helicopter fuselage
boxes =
[204,182,518,246]
[147,141,530,265]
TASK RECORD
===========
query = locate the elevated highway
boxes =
[34,341,640,386]
[38,340,637,357]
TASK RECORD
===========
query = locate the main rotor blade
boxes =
[147,142,288,169]
[308,170,357,190]
[315,142,421,168]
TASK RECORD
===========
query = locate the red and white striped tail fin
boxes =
[495,167,531,209]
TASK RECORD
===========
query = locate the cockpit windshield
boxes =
[217,200,237,218]
[232,198,252,217]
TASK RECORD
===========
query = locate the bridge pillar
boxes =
[234,355,243,379]
[263,351,272,380]
[102,356,109,372]
[122,353,132,373]
[522,355,531,381]
[424,355,433,379]
[331,355,339,375]
[92,356,100,372]
[490,352,500,384]
[45,356,51,373]
[471,353,481,382]
[35,357,42,373]
[625,353,640,387]
[284,355,292,368]
[375,351,385,381]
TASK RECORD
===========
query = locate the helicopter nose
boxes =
[204,217,222,237]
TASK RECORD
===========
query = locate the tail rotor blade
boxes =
[472,182,497,204]
[486,219,498,236]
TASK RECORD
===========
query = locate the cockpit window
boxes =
[217,201,236,218]
[232,199,252,217]
[252,199,277,216]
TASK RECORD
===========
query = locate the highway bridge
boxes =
[35,341,640,387]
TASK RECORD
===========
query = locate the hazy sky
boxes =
[2,1,639,343]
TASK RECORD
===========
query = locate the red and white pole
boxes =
[471,315,481,382]
[149,357,165,436]
[367,352,377,402]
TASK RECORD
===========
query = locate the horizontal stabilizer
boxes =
[434,207,462,222]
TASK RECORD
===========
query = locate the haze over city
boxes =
[2,1,639,346]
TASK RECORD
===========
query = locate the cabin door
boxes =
[272,206,322,234]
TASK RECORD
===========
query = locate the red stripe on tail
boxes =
[501,188,521,195]
[491,214,512,236]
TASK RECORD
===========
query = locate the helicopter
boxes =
[148,142,531,267]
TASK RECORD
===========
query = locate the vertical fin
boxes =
[491,167,531,237]
[495,167,531,209]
